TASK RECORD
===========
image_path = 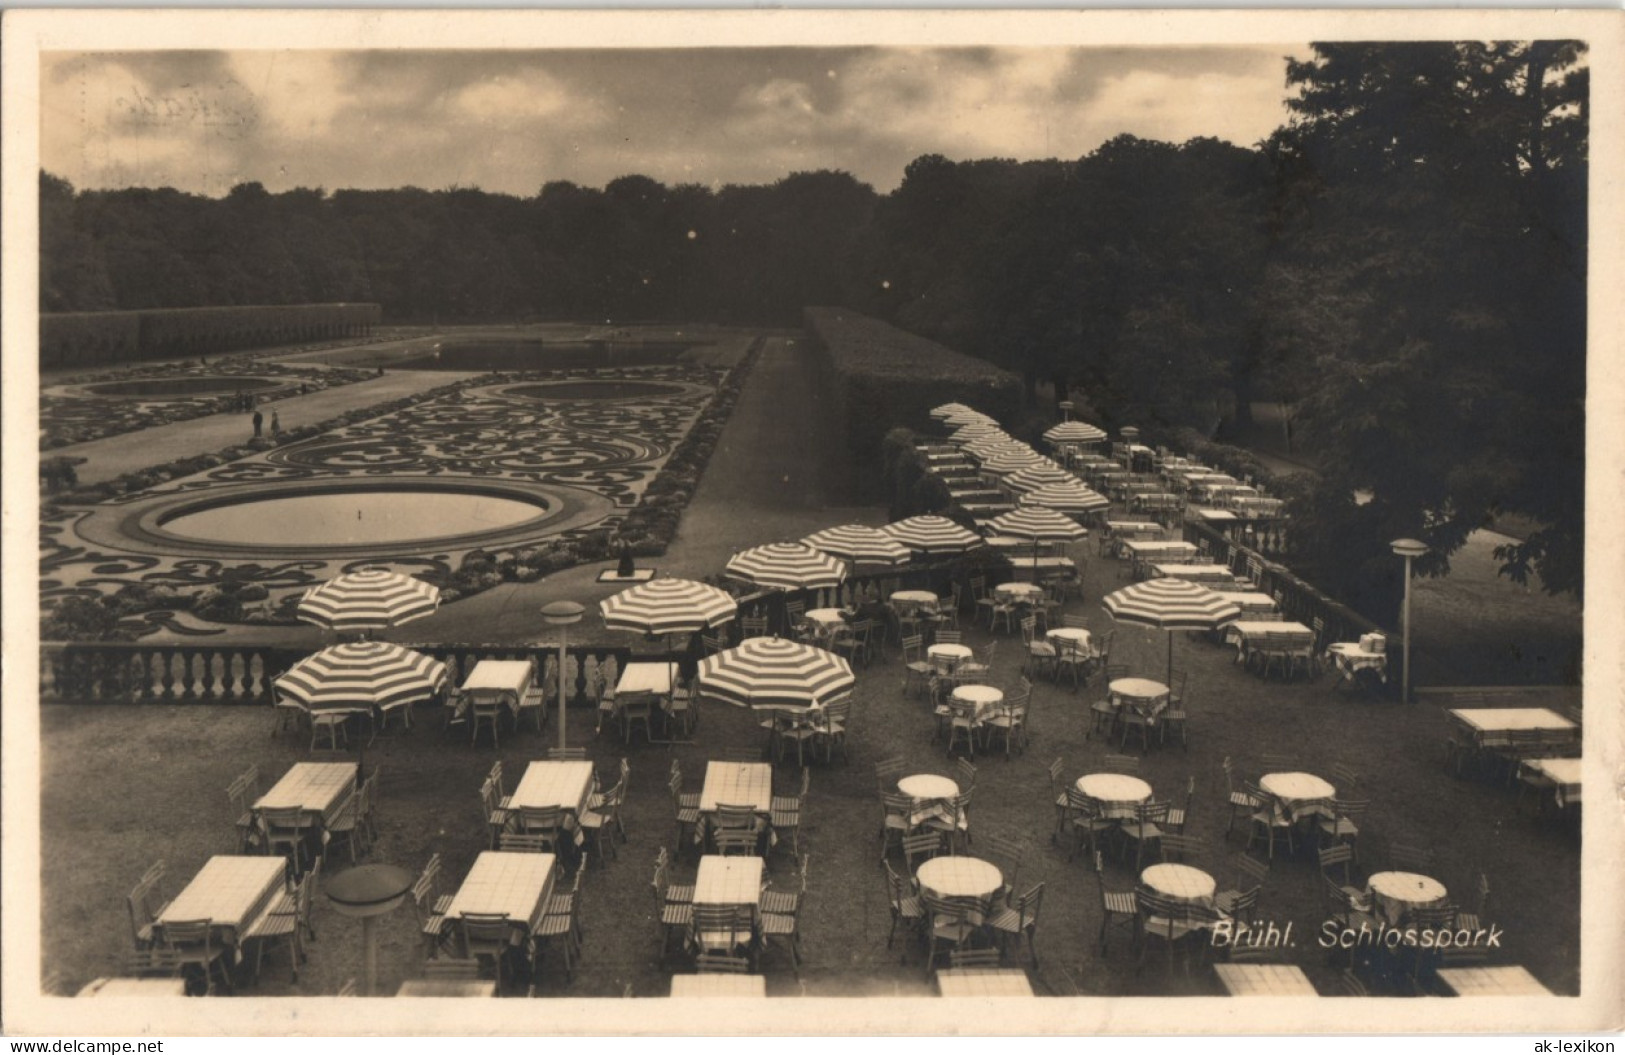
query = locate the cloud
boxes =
[40,45,1308,196]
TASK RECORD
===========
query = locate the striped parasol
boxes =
[880,514,985,555]
[930,403,976,421]
[1102,577,1242,685]
[1044,421,1109,445]
[276,640,449,712]
[1019,480,1112,513]
[724,543,847,591]
[697,636,855,711]
[1003,463,1075,494]
[980,450,1049,476]
[943,412,997,431]
[949,424,1004,446]
[297,568,441,633]
[964,437,1023,458]
[599,577,738,637]
[801,525,911,567]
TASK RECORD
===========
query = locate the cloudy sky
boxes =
[41,46,1312,197]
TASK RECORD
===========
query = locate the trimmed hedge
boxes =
[803,308,1021,499]
[41,303,382,369]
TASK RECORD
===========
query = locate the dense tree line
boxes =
[40,41,1586,603]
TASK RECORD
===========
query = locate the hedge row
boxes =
[803,307,1022,499]
[41,303,382,369]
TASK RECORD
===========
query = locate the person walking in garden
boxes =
[270,410,281,437]
[252,408,263,437]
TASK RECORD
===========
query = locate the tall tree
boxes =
[1270,41,1587,603]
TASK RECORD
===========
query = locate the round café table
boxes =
[950,683,1004,720]
[1109,677,1170,724]
[899,774,959,800]
[891,590,940,612]
[1076,772,1153,820]
[1367,871,1448,925]
[916,855,1003,902]
[1140,863,1217,905]
[1047,627,1092,649]
[1260,771,1336,810]
[1110,677,1169,703]
[994,582,1046,602]
[928,643,972,673]
[802,608,847,640]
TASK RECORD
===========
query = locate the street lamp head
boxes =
[1390,538,1429,560]
[540,600,586,626]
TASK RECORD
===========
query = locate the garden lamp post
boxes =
[540,600,585,748]
[325,863,414,996]
[1390,538,1428,704]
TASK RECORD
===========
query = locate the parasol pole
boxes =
[541,601,585,749]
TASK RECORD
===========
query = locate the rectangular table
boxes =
[1213,963,1318,996]
[461,660,533,718]
[1152,562,1238,583]
[617,661,676,698]
[669,973,768,998]
[1122,541,1198,571]
[443,850,557,934]
[510,760,596,815]
[1226,620,1313,649]
[157,855,285,943]
[1436,965,1553,996]
[699,761,773,814]
[1217,591,1279,614]
[1450,708,1578,734]
[396,978,499,997]
[255,762,356,827]
[1522,757,1582,801]
[936,968,1035,996]
[694,855,765,907]
[78,977,189,997]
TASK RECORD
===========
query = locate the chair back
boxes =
[884,859,916,908]
[500,832,554,854]
[1318,844,1356,882]
[713,803,758,830]
[1103,754,1140,775]
[517,805,563,839]
[947,947,1003,969]
[1047,757,1066,794]
[1235,853,1269,887]
[487,761,506,794]
[1063,614,1089,629]
[459,912,515,959]
[691,904,753,952]
[259,805,306,840]
[1011,882,1045,930]
[412,853,442,912]
[695,953,751,974]
[713,828,759,856]
[1135,800,1170,827]
[874,757,906,792]
[902,830,944,872]
[154,919,215,963]
[935,629,962,645]
[954,757,978,789]
[423,958,482,979]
